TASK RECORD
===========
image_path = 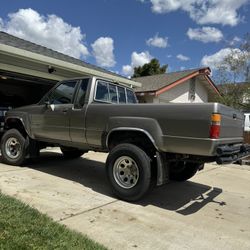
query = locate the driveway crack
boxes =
[57,199,118,222]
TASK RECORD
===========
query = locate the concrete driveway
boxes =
[0,149,250,250]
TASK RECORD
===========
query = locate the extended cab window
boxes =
[126,89,137,103]
[109,85,118,103]
[47,81,77,104]
[95,81,109,102]
[95,80,137,104]
[118,86,126,104]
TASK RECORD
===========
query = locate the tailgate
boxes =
[215,104,244,138]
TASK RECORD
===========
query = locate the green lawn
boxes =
[0,193,107,250]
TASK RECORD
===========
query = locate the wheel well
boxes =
[107,130,156,157]
[5,118,27,137]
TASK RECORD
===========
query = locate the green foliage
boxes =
[216,83,250,111]
[0,193,107,250]
[132,58,167,78]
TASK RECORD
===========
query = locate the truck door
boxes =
[68,78,90,145]
[31,80,78,141]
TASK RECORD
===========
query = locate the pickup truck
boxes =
[1,76,249,201]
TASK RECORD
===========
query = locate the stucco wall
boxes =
[144,77,208,104]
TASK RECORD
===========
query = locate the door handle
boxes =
[62,108,68,113]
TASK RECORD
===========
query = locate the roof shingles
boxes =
[134,68,208,92]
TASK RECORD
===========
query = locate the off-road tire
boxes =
[1,129,28,166]
[106,143,151,201]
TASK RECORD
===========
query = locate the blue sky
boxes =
[0,0,249,77]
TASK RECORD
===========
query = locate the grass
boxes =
[0,193,107,250]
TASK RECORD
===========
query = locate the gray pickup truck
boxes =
[1,76,249,201]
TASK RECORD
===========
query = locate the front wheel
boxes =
[169,161,203,181]
[0,129,28,166]
[106,143,151,201]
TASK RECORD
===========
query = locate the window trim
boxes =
[73,78,91,110]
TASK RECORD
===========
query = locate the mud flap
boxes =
[156,152,169,186]
[25,137,40,158]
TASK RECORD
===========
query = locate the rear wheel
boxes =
[1,129,28,166]
[169,162,203,181]
[60,146,85,159]
[106,143,151,201]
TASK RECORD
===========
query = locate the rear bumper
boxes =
[216,144,250,164]
[161,135,243,156]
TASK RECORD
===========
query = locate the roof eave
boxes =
[0,43,141,87]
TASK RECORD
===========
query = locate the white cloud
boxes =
[180,66,186,71]
[122,65,133,76]
[176,54,190,61]
[0,8,89,58]
[201,48,245,69]
[187,27,223,43]
[131,51,153,67]
[122,51,153,76]
[147,0,249,26]
[91,37,116,68]
[146,33,168,48]
[228,36,242,46]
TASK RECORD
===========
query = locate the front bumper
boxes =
[216,144,250,164]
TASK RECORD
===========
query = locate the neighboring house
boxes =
[134,67,220,103]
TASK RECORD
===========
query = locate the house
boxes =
[0,32,140,108]
[134,67,220,103]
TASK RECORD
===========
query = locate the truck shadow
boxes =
[25,152,224,215]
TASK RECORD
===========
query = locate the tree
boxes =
[215,83,249,110]
[214,33,250,84]
[213,33,250,110]
[132,58,167,78]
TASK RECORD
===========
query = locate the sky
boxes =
[0,0,249,78]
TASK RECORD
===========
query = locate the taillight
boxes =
[210,113,221,139]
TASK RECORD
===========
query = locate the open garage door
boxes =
[0,70,57,132]
[0,70,57,107]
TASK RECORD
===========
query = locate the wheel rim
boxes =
[113,156,139,189]
[5,137,21,159]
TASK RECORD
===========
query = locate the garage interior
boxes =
[0,70,56,108]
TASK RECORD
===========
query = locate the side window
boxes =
[75,78,89,108]
[48,81,77,104]
[95,81,109,102]
[118,86,126,104]
[126,89,137,103]
[109,85,118,103]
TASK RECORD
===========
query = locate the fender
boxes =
[105,116,164,151]
[106,127,159,150]
[5,115,32,137]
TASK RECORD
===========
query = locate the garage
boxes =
[0,71,55,107]
[0,32,140,132]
